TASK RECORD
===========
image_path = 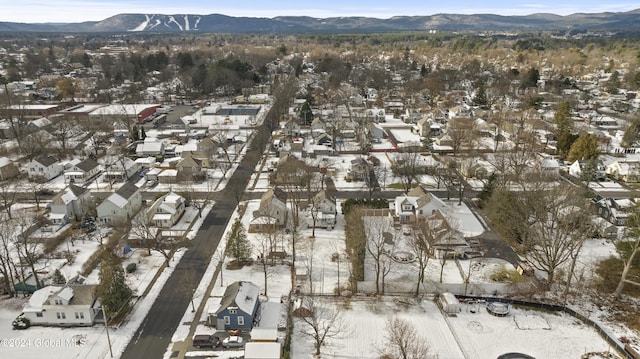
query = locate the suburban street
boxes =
[121,140,262,359]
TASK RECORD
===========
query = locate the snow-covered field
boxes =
[290,297,616,359]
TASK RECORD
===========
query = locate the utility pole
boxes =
[102,305,113,358]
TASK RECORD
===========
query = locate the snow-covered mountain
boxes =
[1,10,640,33]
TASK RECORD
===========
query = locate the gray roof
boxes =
[76,158,99,172]
[116,182,139,200]
[35,154,59,167]
[69,184,88,197]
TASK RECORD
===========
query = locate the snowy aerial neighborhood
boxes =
[2,22,640,359]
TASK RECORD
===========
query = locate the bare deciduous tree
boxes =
[130,210,172,266]
[392,150,424,193]
[298,296,353,356]
[363,216,396,294]
[377,317,434,359]
[526,183,593,289]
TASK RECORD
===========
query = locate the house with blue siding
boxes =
[213,281,260,330]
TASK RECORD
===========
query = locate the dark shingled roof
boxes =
[76,158,99,172]
[35,154,59,167]
[116,182,139,200]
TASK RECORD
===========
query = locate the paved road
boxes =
[121,142,261,359]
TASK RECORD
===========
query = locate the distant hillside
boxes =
[1,10,640,33]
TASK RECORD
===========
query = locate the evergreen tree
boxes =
[96,252,132,315]
[567,133,599,162]
[225,220,251,262]
[132,125,139,141]
[51,269,66,285]
[472,84,488,107]
[299,101,314,126]
[554,101,573,134]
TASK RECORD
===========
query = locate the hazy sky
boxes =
[1,0,638,23]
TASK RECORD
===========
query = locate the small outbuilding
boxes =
[438,292,460,315]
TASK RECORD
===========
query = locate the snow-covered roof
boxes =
[106,193,128,208]
[244,342,281,359]
[57,287,74,302]
[89,104,159,116]
[24,286,62,311]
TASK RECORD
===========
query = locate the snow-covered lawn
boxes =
[290,297,615,358]
[0,248,186,359]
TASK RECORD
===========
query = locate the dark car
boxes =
[192,334,220,349]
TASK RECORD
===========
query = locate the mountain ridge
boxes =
[1,9,640,33]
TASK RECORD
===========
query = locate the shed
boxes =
[250,327,278,342]
[438,292,460,315]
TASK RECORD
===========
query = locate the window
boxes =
[56,312,66,319]
[75,312,84,320]
[36,312,43,318]
[229,309,237,314]
[224,316,230,325]
[237,316,244,326]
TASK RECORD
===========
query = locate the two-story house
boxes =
[49,185,93,225]
[0,156,20,181]
[147,191,186,228]
[21,284,100,327]
[212,281,260,330]
[250,188,288,232]
[27,154,63,182]
[96,182,142,224]
[64,158,101,184]
[607,160,640,182]
[309,190,337,229]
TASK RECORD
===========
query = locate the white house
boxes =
[21,285,100,327]
[135,139,165,157]
[250,188,288,232]
[0,156,20,181]
[27,154,63,182]
[607,160,640,182]
[393,186,484,237]
[103,157,137,183]
[147,191,186,228]
[568,160,607,181]
[309,190,337,229]
[96,182,142,223]
[49,185,93,225]
[64,158,101,184]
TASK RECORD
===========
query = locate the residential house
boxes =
[27,154,63,182]
[415,117,431,137]
[135,139,165,157]
[196,137,217,159]
[349,158,371,181]
[251,188,288,231]
[212,281,260,330]
[0,157,19,181]
[366,122,385,141]
[103,157,137,183]
[568,160,607,181]
[460,159,494,180]
[607,160,640,182]
[21,285,100,327]
[594,196,636,226]
[309,190,337,229]
[64,158,101,184]
[49,185,92,225]
[392,186,484,237]
[176,155,203,181]
[147,192,186,228]
[282,119,301,137]
[96,182,142,223]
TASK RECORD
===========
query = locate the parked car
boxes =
[222,336,244,348]
[192,334,220,349]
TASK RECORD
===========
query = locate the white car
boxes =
[222,336,244,348]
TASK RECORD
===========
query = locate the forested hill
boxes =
[1,9,640,33]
